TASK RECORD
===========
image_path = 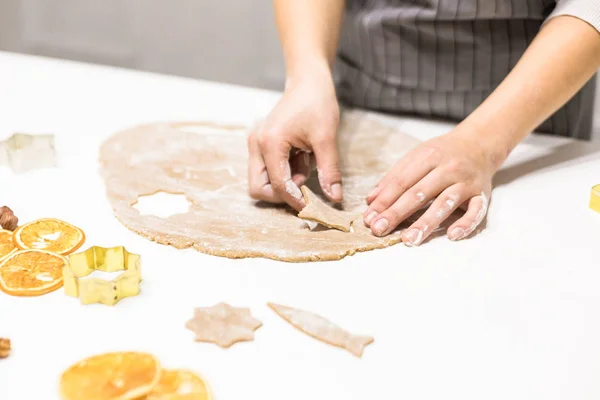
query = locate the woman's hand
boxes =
[363,125,507,245]
[247,67,342,211]
[362,15,600,246]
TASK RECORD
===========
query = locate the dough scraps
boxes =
[268,302,374,357]
[99,110,457,262]
[298,186,359,232]
[185,303,262,348]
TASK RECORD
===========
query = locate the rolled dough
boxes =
[99,111,447,262]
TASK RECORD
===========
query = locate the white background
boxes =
[0,0,285,90]
[0,52,600,399]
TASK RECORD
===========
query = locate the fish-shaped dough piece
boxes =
[298,186,359,232]
[268,302,374,357]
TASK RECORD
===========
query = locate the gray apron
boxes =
[336,0,596,139]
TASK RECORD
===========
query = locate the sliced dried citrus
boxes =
[13,218,85,255]
[0,249,67,296]
[0,230,17,261]
[60,352,161,400]
[147,369,213,400]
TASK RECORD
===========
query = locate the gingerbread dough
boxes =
[268,303,374,357]
[185,303,262,348]
[99,111,453,262]
[298,186,358,232]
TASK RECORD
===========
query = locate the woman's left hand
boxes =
[363,125,507,245]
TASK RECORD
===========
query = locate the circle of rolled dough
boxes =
[99,111,425,262]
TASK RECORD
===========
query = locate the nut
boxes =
[0,338,11,358]
[0,206,18,231]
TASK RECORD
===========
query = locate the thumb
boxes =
[313,135,343,203]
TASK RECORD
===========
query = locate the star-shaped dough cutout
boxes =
[185,303,262,348]
[298,186,359,232]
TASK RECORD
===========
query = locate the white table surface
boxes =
[0,51,599,400]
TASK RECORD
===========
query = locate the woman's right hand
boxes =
[247,66,342,211]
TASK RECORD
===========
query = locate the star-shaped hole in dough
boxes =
[298,186,360,232]
[185,303,263,348]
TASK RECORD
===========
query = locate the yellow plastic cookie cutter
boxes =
[63,246,141,306]
[591,184,600,214]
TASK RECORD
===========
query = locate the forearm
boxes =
[273,0,345,84]
[461,15,600,165]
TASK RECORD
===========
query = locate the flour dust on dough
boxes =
[99,111,450,262]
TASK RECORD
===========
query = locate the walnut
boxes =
[0,206,18,231]
[0,338,10,358]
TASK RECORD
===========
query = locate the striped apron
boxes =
[336,0,596,139]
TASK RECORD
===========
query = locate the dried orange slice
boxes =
[147,369,213,400]
[0,249,67,296]
[13,218,85,255]
[0,230,17,261]
[60,352,161,400]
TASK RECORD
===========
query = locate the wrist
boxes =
[285,56,333,90]
[452,117,517,171]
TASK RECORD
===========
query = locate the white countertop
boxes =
[1,51,599,400]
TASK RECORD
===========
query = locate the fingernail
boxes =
[404,228,423,246]
[448,227,466,241]
[285,180,303,200]
[331,183,342,201]
[364,211,378,225]
[373,218,389,236]
[280,160,291,180]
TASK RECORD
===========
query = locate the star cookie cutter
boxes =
[63,246,141,306]
[0,133,57,173]
[590,184,600,214]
